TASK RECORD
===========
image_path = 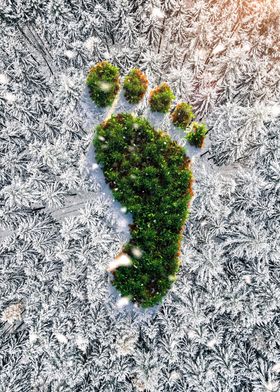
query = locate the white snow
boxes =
[55,333,68,344]
[29,332,39,344]
[1,303,23,324]
[5,92,17,103]
[0,73,9,84]
[151,7,165,19]
[116,296,131,308]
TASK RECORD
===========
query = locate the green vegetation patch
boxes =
[87,61,120,107]
[171,102,195,129]
[123,68,148,104]
[186,122,207,148]
[149,82,175,113]
[94,113,193,307]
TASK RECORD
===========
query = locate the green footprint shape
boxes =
[87,61,205,308]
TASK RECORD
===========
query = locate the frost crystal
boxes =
[1,303,23,324]
[0,73,9,84]
[29,333,39,344]
[272,363,280,373]
[55,333,68,344]
[151,7,165,19]
[5,92,16,103]
[1,1,280,390]
[75,335,88,352]
[115,332,137,355]
[265,381,279,392]
[64,50,76,59]
[207,338,217,349]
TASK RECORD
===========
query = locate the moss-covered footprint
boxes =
[87,61,207,308]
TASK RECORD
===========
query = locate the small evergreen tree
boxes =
[86,61,120,107]
[186,122,207,148]
[123,68,148,104]
[149,82,175,113]
[171,102,195,129]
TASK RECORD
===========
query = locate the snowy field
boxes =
[0,1,280,391]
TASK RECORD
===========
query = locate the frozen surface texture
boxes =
[0,1,280,391]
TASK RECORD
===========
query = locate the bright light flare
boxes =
[116,296,131,308]
[107,253,132,272]
[97,81,112,92]
[131,247,142,258]
[151,7,165,19]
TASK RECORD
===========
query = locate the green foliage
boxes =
[94,113,193,307]
[186,122,207,148]
[149,82,175,113]
[171,102,195,129]
[123,68,148,104]
[87,61,120,107]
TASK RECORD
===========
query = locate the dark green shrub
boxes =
[87,61,120,107]
[186,122,207,148]
[94,113,193,307]
[149,82,175,113]
[123,68,148,104]
[171,102,195,129]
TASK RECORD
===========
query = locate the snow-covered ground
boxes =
[0,1,280,391]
